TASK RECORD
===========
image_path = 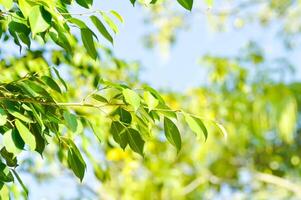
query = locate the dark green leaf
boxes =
[177,0,193,10]
[164,117,182,152]
[81,28,98,60]
[15,119,36,151]
[41,76,62,93]
[110,121,127,149]
[91,94,108,103]
[126,128,145,156]
[75,0,92,8]
[0,108,7,126]
[90,15,113,44]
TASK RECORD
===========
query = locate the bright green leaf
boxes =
[28,6,52,37]
[184,114,208,141]
[110,10,124,23]
[15,119,36,151]
[3,130,22,155]
[63,111,78,132]
[123,89,141,111]
[144,91,159,111]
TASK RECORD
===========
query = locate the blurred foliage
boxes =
[1,0,301,199]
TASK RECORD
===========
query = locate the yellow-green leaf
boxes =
[15,119,36,151]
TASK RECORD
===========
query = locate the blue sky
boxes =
[94,0,301,91]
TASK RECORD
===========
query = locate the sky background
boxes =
[96,0,301,91]
[21,0,301,199]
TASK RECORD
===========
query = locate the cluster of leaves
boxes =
[0,0,225,197]
[0,69,213,194]
[0,0,124,58]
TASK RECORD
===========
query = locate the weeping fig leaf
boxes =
[81,28,98,60]
[41,76,62,93]
[126,128,145,156]
[110,121,127,149]
[53,67,68,91]
[3,130,22,155]
[214,122,228,139]
[144,91,159,111]
[90,15,113,44]
[67,147,86,181]
[7,108,33,123]
[150,0,158,4]
[75,0,92,8]
[164,117,181,152]
[92,94,108,103]
[177,0,193,10]
[123,89,140,111]
[15,120,36,151]
[62,138,86,181]
[0,108,7,126]
[184,114,208,141]
[130,0,136,6]
[29,6,52,37]
[63,111,78,132]
[100,12,119,34]
[110,10,124,23]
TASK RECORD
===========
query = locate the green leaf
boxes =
[0,162,14,182]
[28,6,52,37]
[62,138,86,181]
[92,94,108,103]
[0,108,7,126]
[100,12,119,34]
[18,0,36,18]
[126,128,145,156]
[7,108,33,123]
[214,122,228,139]
[177,0,193,10]
[110,10,124,23]
[164,117,181,152]
[75,0,92,8]
[15,119,36,151]
[110,121,128,149]
[3,130,22,155]
[130,0,136,6]
[0,148,17,167]
[184,114,208,141]
[144,91,159,111]
[53,67,68,91]
[156,103,177,119]
[81,28,98,60]
[63,111,78,132]
[112,107,132,125]
[90,15,113,44]
[123,89,141,111]
[41,76,62,93]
